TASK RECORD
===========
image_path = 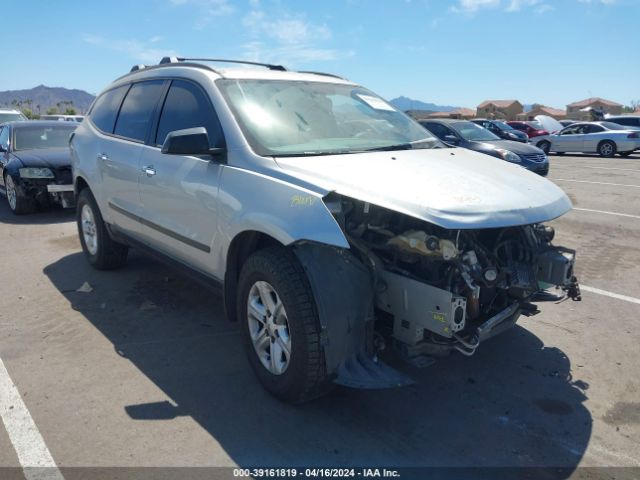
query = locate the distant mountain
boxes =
[390,96,458,112]
[0,85,95,114]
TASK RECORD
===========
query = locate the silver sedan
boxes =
[533,121,640,157]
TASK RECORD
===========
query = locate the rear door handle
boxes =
[97,153,109,162]
[142,165,156,177]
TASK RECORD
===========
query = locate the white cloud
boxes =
[82,35,178,64]
[577,0,616,3]
[240,9,347,66]
[450,0,500,13]
[169,0,235,28]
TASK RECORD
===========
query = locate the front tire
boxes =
[598,140,616,158]
[4,174,35,215]
[76,188,128,270]
[537,141,550,154]
[238,247,330,403]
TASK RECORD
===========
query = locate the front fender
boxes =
[215,166,349,276]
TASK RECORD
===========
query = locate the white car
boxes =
[533,121,640,157]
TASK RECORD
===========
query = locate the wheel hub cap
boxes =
[81,204,98,255]
[247,281,291,375]
[5,176,17,210]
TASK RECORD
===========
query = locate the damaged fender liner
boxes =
[292,242,413,388]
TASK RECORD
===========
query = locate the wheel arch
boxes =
[224,230,284,323]
[74,175,90,196]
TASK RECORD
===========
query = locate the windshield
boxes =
[13,125,76,151]
[216,79,438,156]
[0,113,27,123]
[493,121,514,131]
[452,121,501,141]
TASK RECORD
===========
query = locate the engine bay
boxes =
[326,194,581,358]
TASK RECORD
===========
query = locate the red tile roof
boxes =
[477,99,520,108]
[567,97,622,108]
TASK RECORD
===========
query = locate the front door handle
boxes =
[142,165,156,177]
[97,153,109,162]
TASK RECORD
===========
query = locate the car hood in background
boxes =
[13,148,72,168]
[275,148,570,229]
[473,140,546,155]
[535,115,564,134]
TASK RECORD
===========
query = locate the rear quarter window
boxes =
[89,85,129,134]
[114,80,165,142]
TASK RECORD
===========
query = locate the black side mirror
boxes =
[444,134,460,145]
[161,127,225,157]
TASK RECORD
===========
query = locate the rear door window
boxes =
[114,80,165,142]
[89,85,129,134]
[154,79,225,148]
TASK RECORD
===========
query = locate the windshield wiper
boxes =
[361,137,440,152]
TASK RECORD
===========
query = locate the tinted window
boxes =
[421,122,451,140]
[0,127,9,150]
[0,112,27,123]
[585,124,604,133]
[90,85,129,134]
[114,80,165,142]
[155,80,224,147]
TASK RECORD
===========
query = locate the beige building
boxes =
[425,108,476,120]
[566,97,623,120]
[476,100,523,121]
[516,105,567,121]
[406,108,476,121]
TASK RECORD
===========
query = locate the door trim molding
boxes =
[108,201,211,253]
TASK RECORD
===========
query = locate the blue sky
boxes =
[3,0,638,109]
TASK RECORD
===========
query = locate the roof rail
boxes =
[297,70,347,80]
[130,64,148,72]
[159,56,287,71]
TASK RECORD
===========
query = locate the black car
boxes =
[471,118,529,143]
[0,121,78,214]
[420,119,549,176]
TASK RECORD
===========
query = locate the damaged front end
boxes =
[325,193,580,366]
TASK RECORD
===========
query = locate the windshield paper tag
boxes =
[357,94,395,111]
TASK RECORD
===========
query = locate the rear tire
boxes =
[537,141,550,154]
[597,140,616,158]
[4,174,35,215]
[76,188,128,270]
[238,247,330,403]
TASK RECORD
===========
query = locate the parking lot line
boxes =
[572,208,640,219]
[581,285,640,306]
[580,166,640,173]
[551,178,640,188]
[0,357,64,480]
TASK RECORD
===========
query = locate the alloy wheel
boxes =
[81,204,98,255]
[247,280,292,375]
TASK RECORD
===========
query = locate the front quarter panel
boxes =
[214,164,349,277]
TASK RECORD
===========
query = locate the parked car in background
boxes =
[0,121,77,214]
[507,120,549,139]
[420,119,549,175]
[605,115,640,129]
[0,109,28,123]
[40,114,85,122]
[70,57,579,402]
[471,119,529,143]
[559,120,577,128]
[533,121,640,157]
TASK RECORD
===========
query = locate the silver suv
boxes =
[71,57,581,403]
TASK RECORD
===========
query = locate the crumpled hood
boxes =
[13,148,71,168]
[275,147,571,229]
